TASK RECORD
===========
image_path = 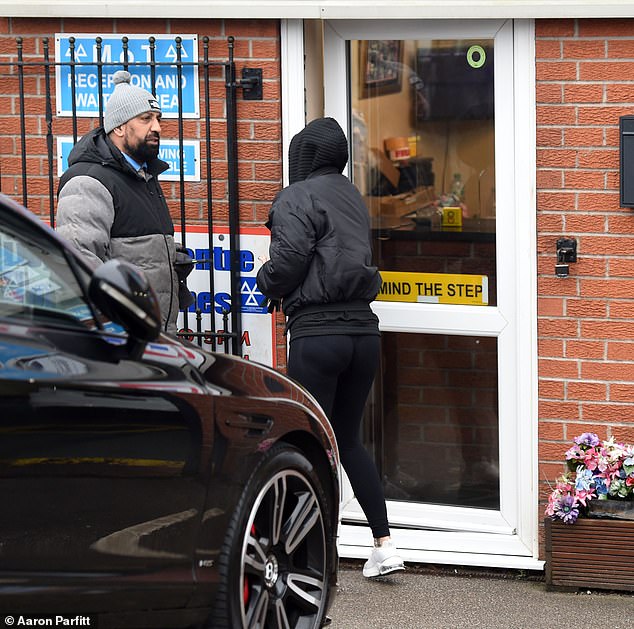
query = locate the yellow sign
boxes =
[377,271,488,306]
[441,206,463,229]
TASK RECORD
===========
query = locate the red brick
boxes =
[579,236,634,255]
[567,380,607,400]
[608,215,634,235]
[541,399,581,419]
[609,258,634,274]
[564,423,608,441]
[563,127,604,146]
[536,149,578,169]
[536,83,563,104]
[539,338,564,357]
[610,302,634,320]
[536,169,563,189]
[537,127,564,146]
[254,162,282,181]
[566,340,606,360]
[566,299,608,318]
[610,426,634,443]
[581,52,634,75]
[539,441,573,460]
[536,19,576,38]
[582,403,634,423]
[539,317,580,338]
[8,18,62,34]
[539,379,566,399]
[611,383,634,402]
[578,19,634,38]
[536,105,577,126]
[565,214,607,234]
[607,341,634,360]
[564,83,604,103]
[608,39,634,57]
[576,148,619,169]
[228,19,279,39]
[581,361,634,381]
[563,40,606,59]
[564,170,606,189]
[577,191,621,211]
[536,61,578,82]
[538,358,580,379]
[538,297,565,316]
[537,212,565,232]
[606,83,634,102]
[538,277,579,297]
[536,40,562,59]
[250,39,279,60]
[578,105,634,125]
[580,279,634,300]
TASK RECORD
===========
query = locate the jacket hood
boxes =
[66,127,169,177]
[288,117,349,184]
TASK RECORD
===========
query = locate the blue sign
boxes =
[57,136,201,182]
[55,34,199,118]
[240,277,268,314]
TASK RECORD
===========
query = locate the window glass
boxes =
[351,38,497,306]
[365,331,500,510]
[0,222,95,328]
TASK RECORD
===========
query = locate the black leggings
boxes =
[288,334,390,539]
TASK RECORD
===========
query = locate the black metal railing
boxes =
[0,35,261,356]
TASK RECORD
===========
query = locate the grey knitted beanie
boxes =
[104,70,161,133]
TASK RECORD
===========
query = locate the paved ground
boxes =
[328,561,634,628]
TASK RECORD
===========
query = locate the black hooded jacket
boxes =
[256,117,381,339]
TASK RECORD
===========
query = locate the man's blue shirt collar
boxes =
[122,153,147,172]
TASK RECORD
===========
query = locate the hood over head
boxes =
[288,117,349,184]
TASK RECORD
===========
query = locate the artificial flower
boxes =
[546,433,634,523]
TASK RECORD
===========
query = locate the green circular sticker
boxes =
[467,45,486,69]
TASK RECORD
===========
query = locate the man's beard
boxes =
[125,135,160,164]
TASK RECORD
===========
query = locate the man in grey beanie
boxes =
[56,70,193,334]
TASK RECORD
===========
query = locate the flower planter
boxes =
[587,499,634,521]
[545,517,634,592]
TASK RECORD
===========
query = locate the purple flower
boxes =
[555,494,579,524]
[574,433,600,448]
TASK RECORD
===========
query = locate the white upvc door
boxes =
[282,18,540,569]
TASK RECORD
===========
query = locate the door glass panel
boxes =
[351,38,497,306]
[366,332,500,510]
[350,38,500,512]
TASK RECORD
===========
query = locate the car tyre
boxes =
[209,443,333,628]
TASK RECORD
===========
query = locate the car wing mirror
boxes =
[89,259,161,356]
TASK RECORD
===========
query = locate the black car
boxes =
[0,193,339,629]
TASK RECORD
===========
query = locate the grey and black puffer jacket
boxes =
[256,117,381,339]
[56,127,178,333]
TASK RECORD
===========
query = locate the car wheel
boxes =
[210,443,333,628]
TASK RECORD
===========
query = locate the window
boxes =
[0,221,95,328]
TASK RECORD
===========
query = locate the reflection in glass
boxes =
[351,38,497,304]
[365,332,500,510]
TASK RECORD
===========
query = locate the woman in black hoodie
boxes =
[257,117,404,578]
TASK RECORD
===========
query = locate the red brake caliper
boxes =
[244,524,257,604]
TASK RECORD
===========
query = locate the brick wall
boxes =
[536,18,634,523]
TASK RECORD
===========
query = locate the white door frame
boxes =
[281,18,541,570]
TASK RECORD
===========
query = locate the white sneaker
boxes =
[362,541,405,578]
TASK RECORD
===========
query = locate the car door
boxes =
[0,207,213,613]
